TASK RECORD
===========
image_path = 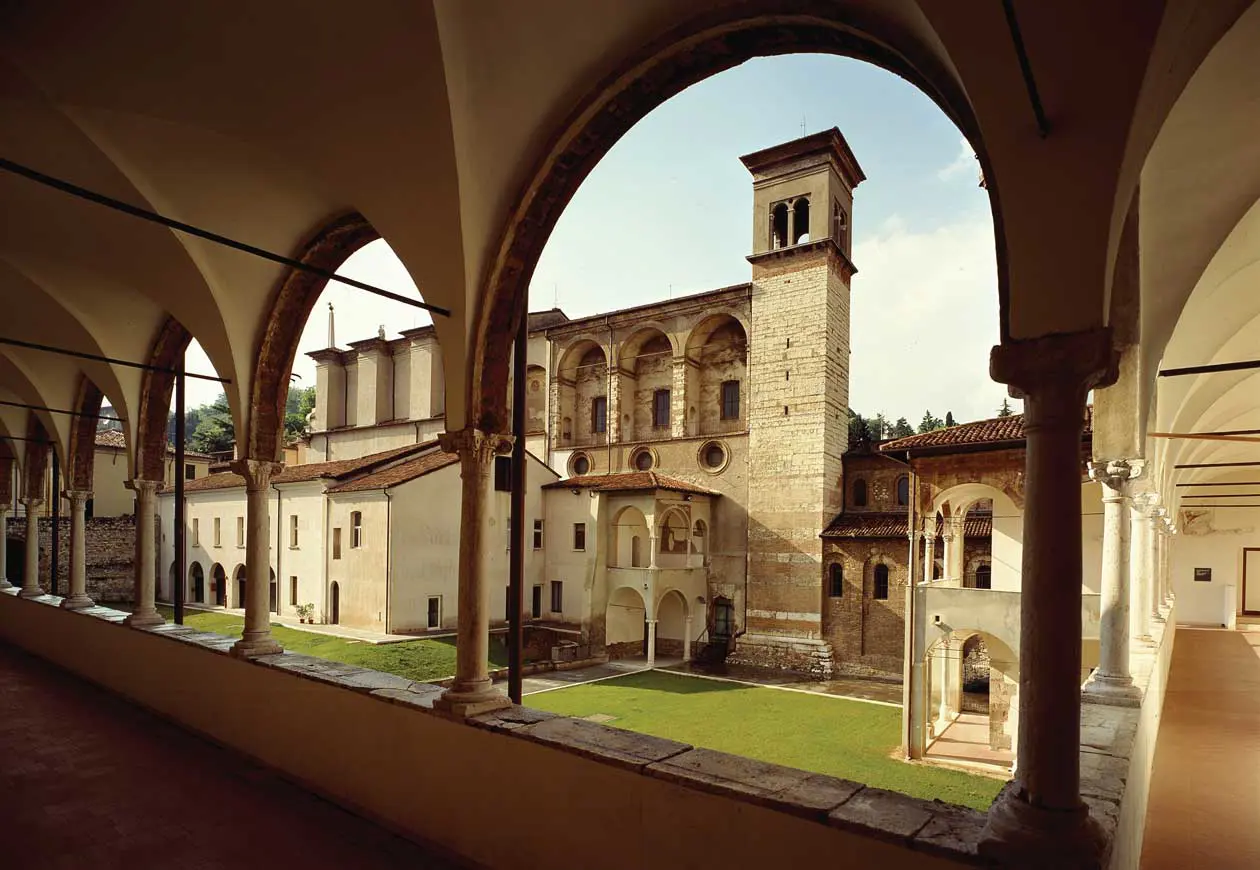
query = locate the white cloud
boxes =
[936,137,976,182]
[848,212,1010,423]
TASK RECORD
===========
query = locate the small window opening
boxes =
[828,563,843,598]
[853,478,868,507]
[874,564,890,600]
[573,523,586,551]
[771,202,790,249]
[591,397,607,434]
[351,511,363,548]
[720,380,740,421]
[896,475,910,507]
[652,389,671,428]
[494,455,512,492]
[550,580,564,613]
[533,519,544,550]
[792,197,810,244]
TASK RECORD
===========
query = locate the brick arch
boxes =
[136,317,193,483]
[246,212,380,463]
[23,415,50,499]
[67,378,104,490]
[470,2,1002,433]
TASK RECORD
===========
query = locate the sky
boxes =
[182,54,1013,424]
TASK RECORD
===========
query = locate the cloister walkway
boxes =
[0,642,453,869]
[1140,627,1260,869]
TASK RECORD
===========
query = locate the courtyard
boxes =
[526,669,1003,811]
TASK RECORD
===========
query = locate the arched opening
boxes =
[895,475,910,507]
[873,563,890,600]
[211,563,227,606]
[771,201,790,250]
[656,509,690,568]
[555,340,608,448]
[189,561,204,604]
[852,478,868,508]
[611,505,649,569]
[605,585,646,659]
[656,589,689,659]
[685,315,748,437]
[618,327,673,442]
[234,564,246,609]
[269,567,277,613]
[692,519,708,565]
[330,580,340,624]
[792,197,810,244]
[924,631,1018,770]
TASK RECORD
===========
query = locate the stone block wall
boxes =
[6,515,138,602]
[821,537,909,677]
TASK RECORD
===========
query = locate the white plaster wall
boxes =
[309,422,435,464]
[990,515,1023,592]
[1171,506,1260,625]
[272,483,327,618]
[545,487,602,621]
[327,492,389,629]
[1081,482,1105,594]
[158,487,253,605]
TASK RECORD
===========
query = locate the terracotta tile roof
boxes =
[95,429,213,460]
[877,409,1092,455]
[822,512,993,539]
[543,471,720,497]
[177,442,434,493]
[326,448,459,493]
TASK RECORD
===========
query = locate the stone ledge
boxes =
[514,716,692,772]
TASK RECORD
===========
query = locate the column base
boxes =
[18,586,45,599]
[0,578,12,590]
[60,593,96,611]
[1081,673,1141,708]
[124,609,165,628]
[979,784,1106,869]
[433,686,510,719]
[230,633,283,658]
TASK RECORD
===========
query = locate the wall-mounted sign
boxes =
[1194,567,1212,583]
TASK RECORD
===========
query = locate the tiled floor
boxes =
[925,712,1014,772]
[0,642,456,869]
[1140,627,1260,869]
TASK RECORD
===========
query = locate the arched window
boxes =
[874,564,890,600]
[895,475,910,506]
[792,197,810,244]
[828,563,843,598]
[852,478,868,507]
[771,202,789,249]
[975,564,992,590]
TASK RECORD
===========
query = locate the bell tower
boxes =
[736,128,864,675]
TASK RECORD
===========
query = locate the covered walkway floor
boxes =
[0,642,453,869]
[1141,627,1260,869]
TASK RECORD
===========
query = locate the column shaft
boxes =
[124,481,163,626]
[435,428,512,716]
[0,507,11,589]
[1083,463,1139,704]
[646,619,658,668]
[230,460,283,657]
[922,523,936,581]
[60,490,94,610]
[980,330,1112,866]
[1148,510,1164,624]
[19,498,43,598]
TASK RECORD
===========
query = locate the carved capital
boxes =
[19,497,43,509]
[62,490,93,510]
[439,427,513,470]
[126,479,162,498]
[229,459,284,492]
[1087,459,1141,496]
[990,329,1118,430]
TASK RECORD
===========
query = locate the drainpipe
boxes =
[384,487,393,634]
[273,484,282,615]
[321,489,330,624]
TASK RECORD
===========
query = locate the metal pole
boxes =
[508,301,527,703]
[0,335,230,382]
[51,450,59,595]
[174,360,186,625]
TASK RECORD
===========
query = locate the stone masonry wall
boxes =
[7,515,137,602]
[822,538,909,678]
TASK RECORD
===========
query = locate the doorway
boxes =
[1243,548,1260,615]
[330,581,340,624]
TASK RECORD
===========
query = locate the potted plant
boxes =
[296,603,314,624]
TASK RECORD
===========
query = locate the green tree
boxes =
[997,398,1014,417]
[848,410,872,445]
[890,417,914,438]
[188,392,235,454]
[872,413,890,440]
[284,383,317,441]
[918,410,943,434]
[945,411,956,428]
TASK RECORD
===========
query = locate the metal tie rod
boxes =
[0,336,230,383]
[1159,358,1260,378]
[0,156,450,318]
[0,434,53,444]
[0,398,122,421]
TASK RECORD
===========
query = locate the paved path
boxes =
[0,643,454,869]
[183,604,423,644]
[1141,627,1260,869]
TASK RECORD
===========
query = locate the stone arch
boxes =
[189,561,204,604]
[469,5,1002,435]
[67,378,105,491]
[655,587,689,656]
[554,339,608,448]
[211,562,227,606]
[684,313,748,437]
[136,316,193,483]
[605,585,647,658]
[656,507,690,566]
[23,416,51,500]
[611,505,649,569]
[618,326,674,441]
[246,212,380,463]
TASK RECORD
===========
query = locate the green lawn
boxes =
[134,605,506,683]
[527,670,1003,811]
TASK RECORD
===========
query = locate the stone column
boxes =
[1148,507,1165,625]
[434,428,512,716]
[1159,519,1174,607]
[936,639,951,725]
[1129,494,1153,644]
[1082,462,1140,705]
[951,516,966,584]
[0,506,11,590]
[648,532,658,569]
[922,519,936,582]
[18,498,43,598]
[646,619,658,667]
[683,614,693,662]
[979,330,1113,867]
[228,460,283,657]
[123,481,163,626]
[941,524,956,584]
[60,490,95,610]
[671,357,688,438]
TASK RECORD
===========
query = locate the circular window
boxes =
[570,453,591,476]
[633,449,654,471]
[698,440,730,473]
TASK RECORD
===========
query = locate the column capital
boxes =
[990,329,1118,425]
[125,478,162,497]
[1087,459,1141,494]
[62,489,93,508]
[438,427,513,467]
[19,496,43,509]
[228,459,284,492]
